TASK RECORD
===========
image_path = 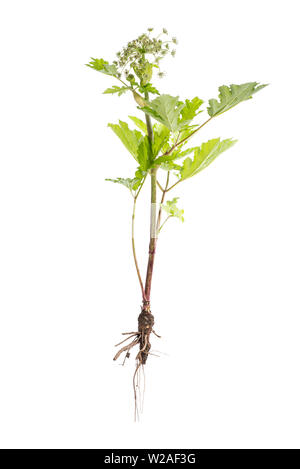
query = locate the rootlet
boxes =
[104,452,196,465]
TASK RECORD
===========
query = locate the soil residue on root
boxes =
[113,306,160,420]
[113,308,155,365]
[137,309,154,364]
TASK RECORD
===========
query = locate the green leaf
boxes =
[154,154,176,166]
[137,136,152,171]
[180,138,237,180]
[86,58,118,77]
[135,168,147,181]
[153,144,183,170]
[160,161,182,171]
[105,177,140,192]
[108,121,143,161]
[153,124,170,157]
[154,146,196,167]
[139,94,185,132]
[179,97,204,127]
[129,116,148,134]
[103,85,129,96]
[162,197,184,222]
[86,57,107,71]
[139,83,160,95]
[175,147,199,160]
[105,168,146,193]
[175,125,199,143]
[129,118,170,160]
[207,82,268,117]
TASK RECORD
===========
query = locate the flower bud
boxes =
[133,92,147,108]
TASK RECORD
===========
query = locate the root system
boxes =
[113,304,160,419]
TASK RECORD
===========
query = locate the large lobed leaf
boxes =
[139,94,184,132]
[137,137,152,171]
[154,145,197,167]
[207,82,267,117]
[139,94,203,132]
[179,138,237,180]
[108,120,152,170]
[128,116,148,134]
[152,124,170,157]
[108,121,142,161]
[178,97,204,127]
[129,117,170,158]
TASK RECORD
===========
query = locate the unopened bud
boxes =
[133,92,147,108]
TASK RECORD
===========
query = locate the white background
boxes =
[0,0,299,449]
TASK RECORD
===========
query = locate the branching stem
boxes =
[156,180,164,192]
[158,215,171,233]
[131,97,212,303]
[165,179,180,192]
[132,178,146,301]
[162,117,213,158]
[156,171,170,232]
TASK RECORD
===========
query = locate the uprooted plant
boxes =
[87,28,267,417]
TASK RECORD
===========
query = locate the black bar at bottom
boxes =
[0,447,296,463]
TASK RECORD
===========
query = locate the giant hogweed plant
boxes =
[87,29,267,416]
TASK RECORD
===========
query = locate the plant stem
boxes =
[145,107,154,143]
[156,180,164,191]
[132,179,146,300]
[165,179,180,192]
[162,117,213,158]
[156,171,170,232]
[144,90,156,303]
[155,118,214,194]
[144,167,157,302]
[140,107,211,304]
[158,215,171,233]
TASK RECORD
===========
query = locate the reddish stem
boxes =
[144,167,157,302]
[144,90,156,304]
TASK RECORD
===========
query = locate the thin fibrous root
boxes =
[113,308,158,420]
[136,334,149,362]
[133,361,142,421]
[115,333,139,347]
[122,351,131,366]
[122,332,139,336]
[113,337,139,361]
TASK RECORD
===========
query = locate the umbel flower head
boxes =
[112,28,178,85]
